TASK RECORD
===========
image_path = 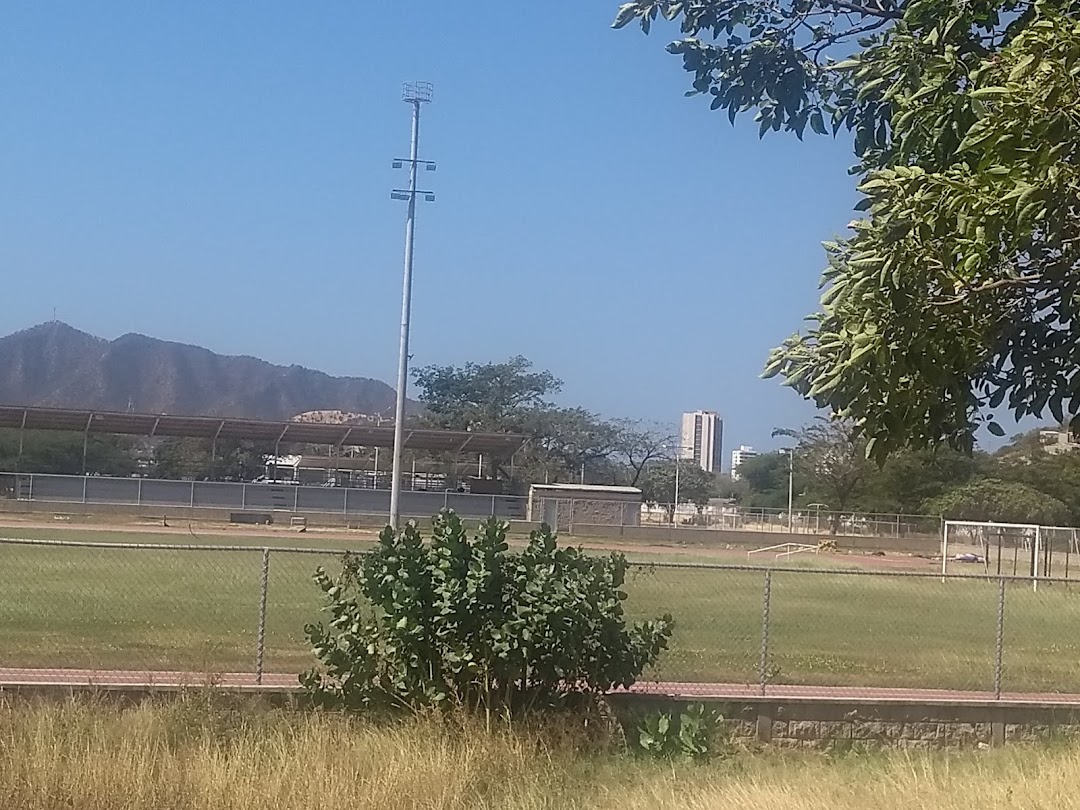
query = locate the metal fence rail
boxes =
[1,536,1077,699]
[0,472,525,522]
[0,471,950,541]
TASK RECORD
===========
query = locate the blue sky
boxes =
[0,1,869,456]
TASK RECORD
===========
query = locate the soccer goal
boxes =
[942,520,1080,589]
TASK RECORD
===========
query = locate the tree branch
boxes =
[933,275,1042,306]
[808,14,892,60]
[827,0,903,19]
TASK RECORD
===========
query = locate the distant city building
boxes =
[730,445,757,480]
[680,411,724,473]
[1039,425,1080,454]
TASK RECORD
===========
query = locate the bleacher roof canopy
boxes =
[0,406,525,455]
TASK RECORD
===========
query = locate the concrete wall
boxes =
[530,496,640,531]
[614,695,1080,749]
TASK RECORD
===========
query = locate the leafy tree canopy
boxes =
[0,429,136,476]
[775,418,872,518]
[923,477,1072,524]
[734,452,795,508]
[639,459,718,508]
[412,357,673,487]
[617,0,1080,459]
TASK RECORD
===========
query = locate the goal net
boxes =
[942,520,1080,586]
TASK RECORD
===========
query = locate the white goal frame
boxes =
[943,520,1044,590]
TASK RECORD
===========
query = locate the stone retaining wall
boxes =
[613,695,1080,749]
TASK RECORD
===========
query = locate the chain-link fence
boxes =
[2,536,1078,699]
[2,472,949,543]
[641,504,943,539]
[0,472,526,522]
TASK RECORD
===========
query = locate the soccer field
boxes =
[1,523,1079,695]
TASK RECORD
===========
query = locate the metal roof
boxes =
[529,483,642,494]
[0,406,525,455]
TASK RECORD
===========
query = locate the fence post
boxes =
[255,548,271,685]
[137,478,143,506]
[994,577,1006,700]
[491,494,496,517]
[241,483,247,510]
[189,481,195,510]
[759,569,772,697]
[568,499,575,535]
[343,487,349,516]
[82,476,88,504]
[28,473,33,502]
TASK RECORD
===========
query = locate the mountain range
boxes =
[0,322,400,421]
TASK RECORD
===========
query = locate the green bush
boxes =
[301,512,673,716]
[636,703,725,761]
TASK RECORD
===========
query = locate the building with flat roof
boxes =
[730,445,757,480]
[680,411,723,473]
[526,483,642,531]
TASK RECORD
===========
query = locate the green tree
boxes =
[640,459,717,519]
[776,418,872,529]
[859,447,984,513]
[610,420,674,487]
[618,1,1080,458]
[152,438,268,481]
[735,452,793,509]
[0,429,137,476]
[924,478,1072,524]
[992,446,1080,522]
[412,357,632,486]
[412,356,561,432]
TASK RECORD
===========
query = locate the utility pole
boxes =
[389,82,436,530]
[673,454,681,527]
[787,447,794,533]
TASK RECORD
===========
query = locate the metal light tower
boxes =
[389,81,436,530]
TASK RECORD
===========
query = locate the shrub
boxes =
[301,512,673,716]
[636,703,725,761]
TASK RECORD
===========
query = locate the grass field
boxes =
[1,521,1079,693]
[2,697,1080,810]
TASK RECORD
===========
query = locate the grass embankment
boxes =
[0,697,1077,810]
[2,533,1080,692]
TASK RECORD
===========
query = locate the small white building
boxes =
[527,483,642,531]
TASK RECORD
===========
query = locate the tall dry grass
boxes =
[0,696,1078,809]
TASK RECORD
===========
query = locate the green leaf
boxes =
[988,422,1006,437]
[968,86,1010,99]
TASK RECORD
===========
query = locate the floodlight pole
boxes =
[389,82,435,531]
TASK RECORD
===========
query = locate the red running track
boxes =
[2,668,1079,705]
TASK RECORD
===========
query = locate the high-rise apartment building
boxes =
[680,411,723,473]
[730,445,757,480]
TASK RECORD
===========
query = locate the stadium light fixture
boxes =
[388,81,436,531]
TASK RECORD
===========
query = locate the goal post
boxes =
[942,520,1043,589]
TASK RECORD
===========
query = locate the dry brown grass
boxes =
[0,696,1078,810]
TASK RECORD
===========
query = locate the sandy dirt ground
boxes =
[0,511,942,571]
